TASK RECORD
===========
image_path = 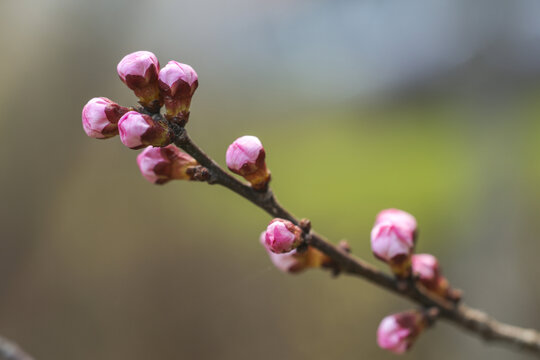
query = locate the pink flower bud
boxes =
[371,209,417,278]
[158,61,199,122]
[117,51,161,111]
[264,219,302,254]
[118,111,172,149]
[137,145,199,184]
[371,222,414,262]
[377,311,426,354]
[260,232,303,273]
[412,254,450,297]
[226,136,271,191]
[82,97,128,139]
[376,208,417,235]
[259,232,327,273]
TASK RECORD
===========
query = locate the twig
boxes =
[0,335,34,360]
[171,123,540,356]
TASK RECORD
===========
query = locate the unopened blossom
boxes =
[226,135,270,191]
[158,60,199,122]
[118,111,172,149]
[117,51,161,111]
[376,208,417,236]
[259,232,327,273]
[137,145,199,184]
[412,254,450,297]
[371,209,417,278]
[264,219,302,254]
[82,97,128,139]
[377,311,426,354]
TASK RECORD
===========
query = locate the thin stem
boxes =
[172,125,540,356]
[0,335,35,360]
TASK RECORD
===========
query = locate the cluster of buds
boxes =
[257,210,458,354]
[83,51,272,190]
[370,208,459,354]
[82,51,201,184]
[369,208,456,295]
[116,51,198,120]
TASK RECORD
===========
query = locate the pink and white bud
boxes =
[264,219,302,254]
[377,311,426,354]
[137,145,199,184]
[371,209,417,278]
[259,232,327,273]
[376,208,417,237]
[158,60,199,123]
[412,254,451,297]
[260,232,304,273]
[118,111,172,149]
[371,222,414,263]
[82,97,128,139]
[117,51,161,111]
[226,135,271,191]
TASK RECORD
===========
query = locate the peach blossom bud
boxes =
[118,111,172,149]
[82,97,128,139]
[260,232,303,273]
[117,51,161,111]
[264,219,303,254]
[137,145,199,184]
[226,135,270,191]
[412,254,450,297]
[371,209,417,278]
[376,208,417,237]
[158,61,198,123]
[259,232,327,273]
[377,311,426,354]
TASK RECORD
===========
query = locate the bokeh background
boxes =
[2,0,540,359]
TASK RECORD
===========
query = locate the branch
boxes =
[0,335,34,360]
[173,124,540,356]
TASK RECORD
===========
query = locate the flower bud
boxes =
[376,208,417,237]
[259,232,327,273]
[117,51,161,111]
[137,145,199,184]
[118,111,172,149]
[371,209,417,278]
[158,61,199,123]
[377,311,426,354]
[226,136,271,191]
[412,254,451,297]
[264,219,302,254]
[82,97,129,139]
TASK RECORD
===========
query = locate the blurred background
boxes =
[2,0,540,359]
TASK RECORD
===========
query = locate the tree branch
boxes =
[172,124,540,356]
[0,335,34,360]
